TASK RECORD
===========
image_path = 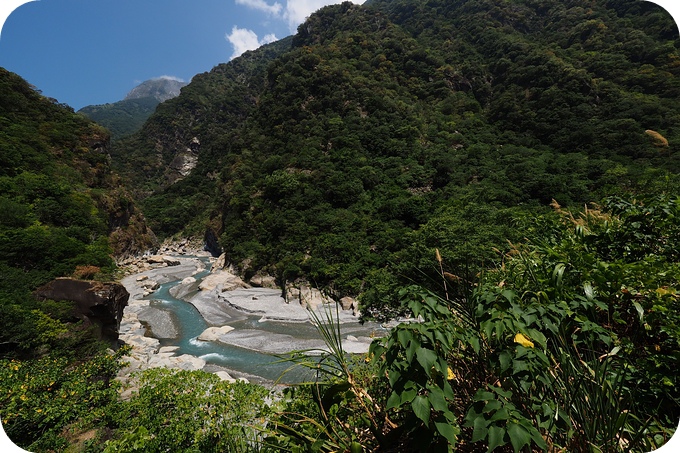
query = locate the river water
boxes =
[143,259,384,384]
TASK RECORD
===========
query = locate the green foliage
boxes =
[113,0,680,313]
[369,287,464,450]
[0,348,126,452]
[78,96,162,140]
[103,368,270,453]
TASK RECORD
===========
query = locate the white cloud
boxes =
[227,0,366,59]
[154,75,185,82]
[235,0,283,16]
[226,26,279,60]
[283,0,366,32]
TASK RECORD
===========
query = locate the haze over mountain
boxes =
[123,76,187,102]
[78,76,188,139]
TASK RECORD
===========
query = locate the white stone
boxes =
[215,371,236,382]
[199,270,248,292]
[197,325,235,342]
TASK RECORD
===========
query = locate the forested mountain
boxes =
[78,78,188,140]
[0,67,156,357]
[111,0,679,317]
[2,1,679,451]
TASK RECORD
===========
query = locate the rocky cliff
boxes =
[34,279,130,346]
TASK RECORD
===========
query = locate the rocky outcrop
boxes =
[285,281,332,310]
[197,326,235,342]
[249,273,278,289]
[34,279,129,345]
[204,228,223,257]
[199,270,249,292]
[118,254,184,276]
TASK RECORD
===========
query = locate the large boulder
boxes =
[34,278,129,345]
[197,325,235,342]
[285,282,331,310]
[249,273,278,289]
[199,270,249,292]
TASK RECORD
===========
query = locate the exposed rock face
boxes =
[212,253,227,272]
[285,281,331,310]
[197,326,235,342]
[34,279,129,345]
[198,270,249,292]
[118,254,183,276]
[204,229,223,257]
[249,273,278,289]
[340,296,356,311]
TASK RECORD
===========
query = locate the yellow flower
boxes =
[447,367,456,380]
[514,333,534,348]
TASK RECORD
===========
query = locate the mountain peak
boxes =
[124,77,187,103]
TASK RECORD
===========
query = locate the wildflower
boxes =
[514,333,534,348]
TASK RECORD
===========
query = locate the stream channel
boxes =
[143,257,385,384]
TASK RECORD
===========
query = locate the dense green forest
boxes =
[0,67,156,357]
[1,0,679,451]
[78,77,188,140]
[78,97,162,140]
[112,0,679,317]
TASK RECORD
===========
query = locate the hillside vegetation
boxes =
[78,97,162,140]
[1,0,679,451]
[113,0,679,316]
[0,67,156,356]
[78,78,188,140]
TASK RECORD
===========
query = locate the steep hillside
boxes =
[78,78,188,139]
[110,0,680,315]
[0,67,156,357]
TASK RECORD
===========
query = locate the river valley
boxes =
[116,253,386,387]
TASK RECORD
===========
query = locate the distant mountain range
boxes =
[78,77,187,139]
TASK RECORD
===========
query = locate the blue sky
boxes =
[0,1,678,111]
[0,0,365,110]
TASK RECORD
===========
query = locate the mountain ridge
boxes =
[78,77,188,139]
[110,0,680,313]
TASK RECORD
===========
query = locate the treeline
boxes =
[110,0,679,316]
[0,68,155,359]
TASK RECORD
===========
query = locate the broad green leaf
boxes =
[398,329,412,348]
[499,351,511,373]
[584,282,595,301]
[632,301,645,322]
[388,369,401,387]
[412,395,431,425]
[469,336,481,354]
[386,391,401,410]
[471,415,489,442]
[487,426,506,451]
[435,421,459,445]
[406,339,419,364]
[400,388,417,405]
[482,400,502,414]
[428,386,449,412]
[473,390,495,402]
[507,423,531,453]
[502,290,516,303]
[416,347,437,376]
[512,359,529,375]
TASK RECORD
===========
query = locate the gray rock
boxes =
[340,296,355,311]
[33,278,129,346]
[197,325,235,342]
[199,270,249,292]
